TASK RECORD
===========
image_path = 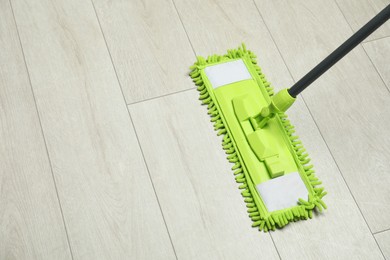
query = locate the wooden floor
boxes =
[1,0,389,259]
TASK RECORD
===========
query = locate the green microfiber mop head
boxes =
[189,44,326,232]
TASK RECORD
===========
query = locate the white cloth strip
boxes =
[204,59,252,88]
[256,172,308,212]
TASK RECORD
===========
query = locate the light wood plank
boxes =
[336,0,390,42]
[173,0,383,258]
[92,0,195,104]
[0,1,71,259]
[11,0,176,259]
[129,90,280,260]
[376,230,390,259]
[363,37,390,91]
[255,0,390,233]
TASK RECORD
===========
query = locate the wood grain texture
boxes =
[363,37,390,91]
[11,0,176,259]
[92,0,195,104]
[0,1,72,259]
[3,0,388,257]
[129,90,280,260]
[336,0,390,42]
[255,0,390,234]
[376,230,390,259]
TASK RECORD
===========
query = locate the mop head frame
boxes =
[190,44,326,231]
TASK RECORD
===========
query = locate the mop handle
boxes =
[288,4,390,98]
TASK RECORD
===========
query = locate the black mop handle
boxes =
[288,4,390,98]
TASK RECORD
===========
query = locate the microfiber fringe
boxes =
[189,44,326,232]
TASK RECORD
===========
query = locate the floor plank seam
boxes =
[363,35,390,44]
[374,228,390,236]
[8,0,75,258]
[170,0,197,57]
[361,44,390,94]
[90,1,178,258]
[269,233,282,260]
[253,1,386,258]
[126,109,179,260]
[127,87,196,106]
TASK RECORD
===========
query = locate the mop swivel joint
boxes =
[254,89,296,129]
